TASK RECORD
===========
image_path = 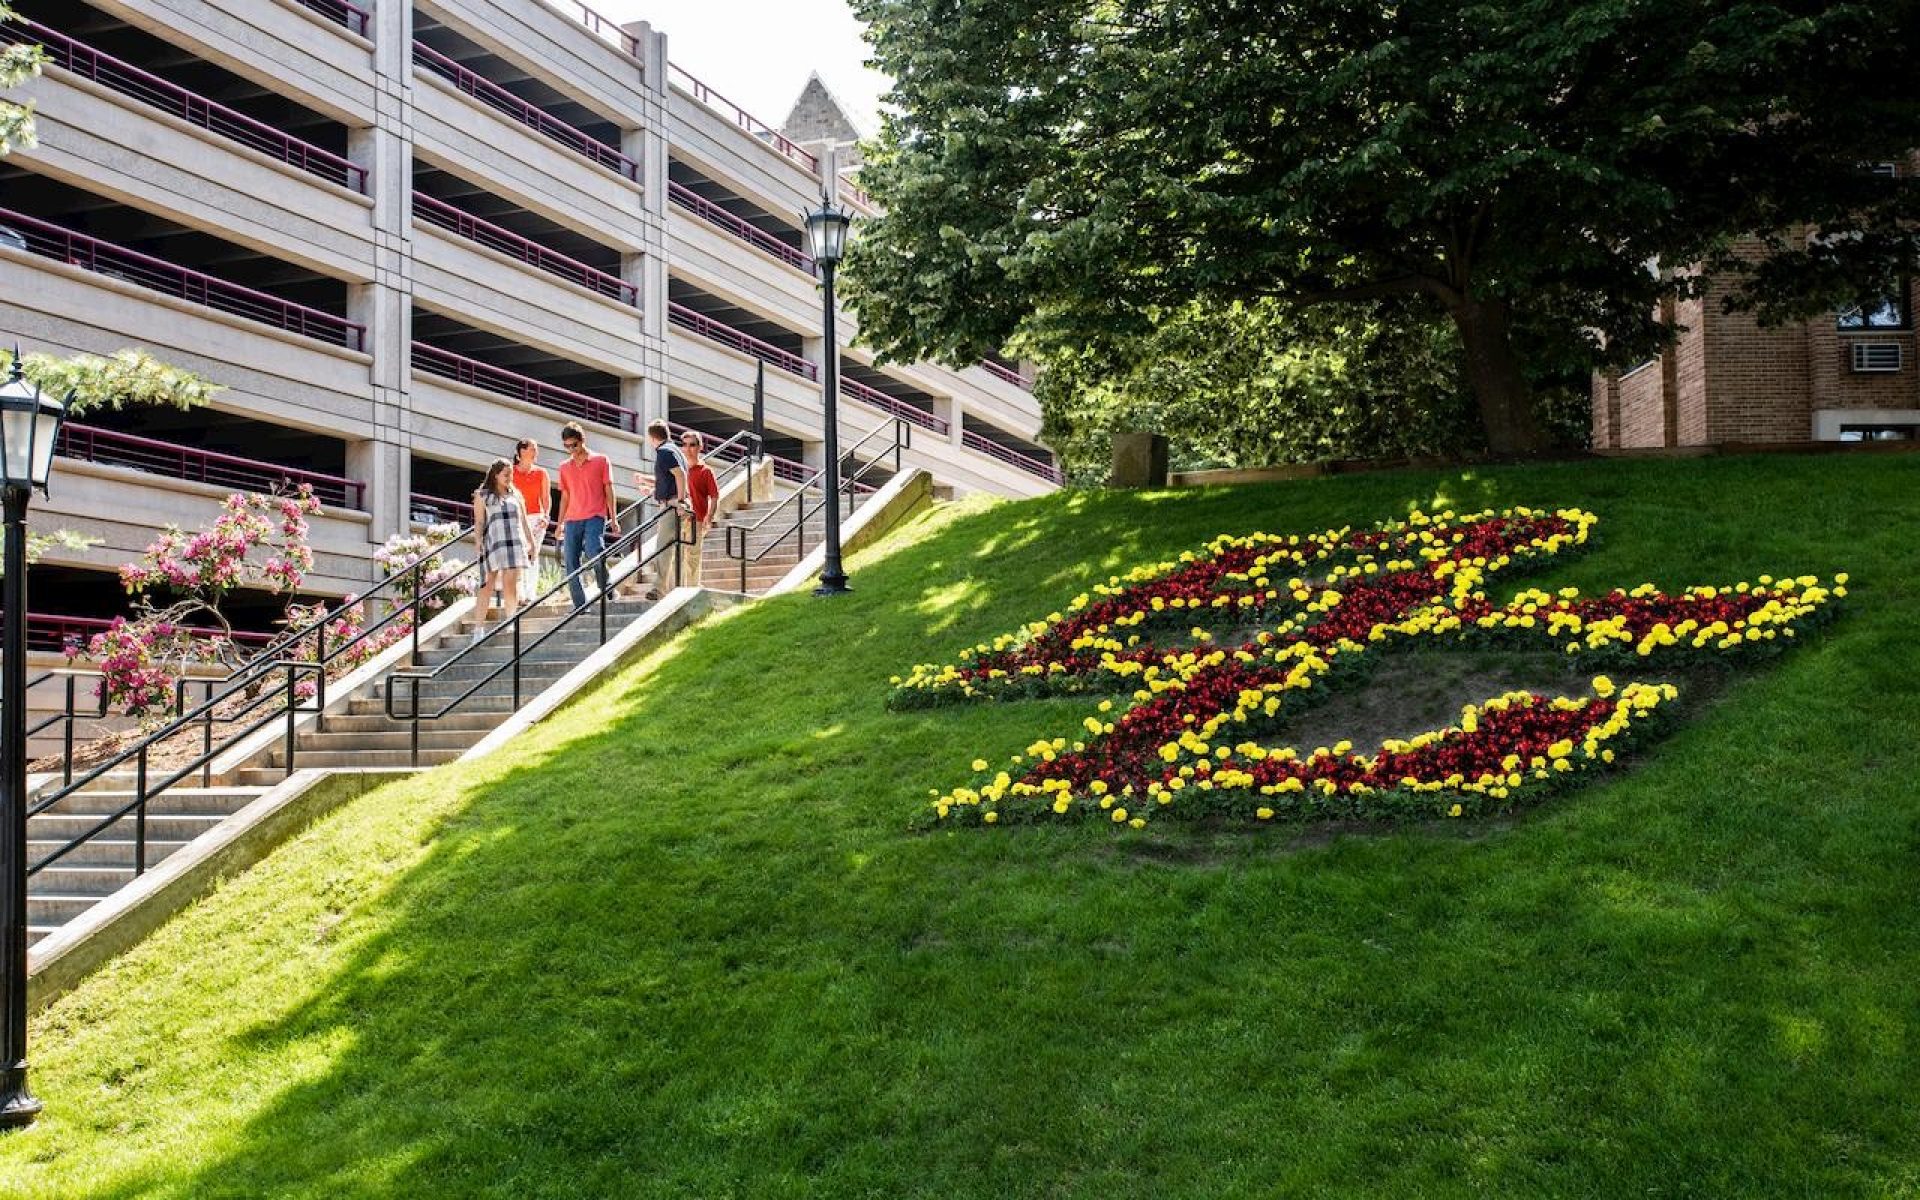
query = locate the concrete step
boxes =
[31,864,139,897]
[28,786,261,818]
[26,837,192,868]
[349,693,518,717]
[414,634,608,668]
[27,924,62,947]
[27,811,233,843]
[29,893,104,927]
[375,662,573,695]
[322,711,503,735]
[450,601,651,633]
[291,729,484,755]
[260,748,461,771]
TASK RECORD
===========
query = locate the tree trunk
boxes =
[1448,297,1549,455]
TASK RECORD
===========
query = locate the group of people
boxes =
[468,420,722,638]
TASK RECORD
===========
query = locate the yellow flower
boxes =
[1111,807,1129,823]
[983,812,999,824]
[1256,806,1274,820]
[1448,803,1463,818]
[970,759,989,773]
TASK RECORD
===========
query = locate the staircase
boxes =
[24,433,910,965]
[705,485,829,595]
[26,780,268,946]
[26,593,656,947]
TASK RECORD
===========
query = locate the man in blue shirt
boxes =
[632,420,688,598]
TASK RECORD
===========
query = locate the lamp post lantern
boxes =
[802,195,854,596]
[0,349,67,1131]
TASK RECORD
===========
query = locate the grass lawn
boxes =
[4,452,1919,1198]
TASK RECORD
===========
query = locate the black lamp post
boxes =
[802,194,853,596]
[0,350,67,1131]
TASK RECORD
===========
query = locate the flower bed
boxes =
[894,507,1844,829]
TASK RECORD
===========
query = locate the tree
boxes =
[0,0,41,156]
[846,0,1920,452]
[1038,299,1470,477]
[0,348,218,573]
[78,490,322,717]
[17,348,223,416]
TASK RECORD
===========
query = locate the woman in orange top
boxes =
[511,438,551,603]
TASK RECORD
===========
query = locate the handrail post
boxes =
[409,677,420,767]
[410,560,424,666]
[512,618,521,709]
[133,746,148,876]
[313,623,327,712]
[282,667,297,779]
[200,679,214,787]
[60,675,76,788]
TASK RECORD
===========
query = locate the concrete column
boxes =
[621,21,671,429]
[354,0,420,552]
[345,437,409,544]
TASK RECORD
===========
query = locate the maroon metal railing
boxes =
[1,20,366,193]
[0,207,367,351]
[411,343,638,432]
[978,358,1032,390]
[840,377,949,435]
[28,612,276,655]
[962,429,1063,483]
[412,42,640,182]
[668,302,817,380]
[57,422,367,509]
[413,193,636,305]
[667,63,819,172]
[407,492,472,526]
[666,181,811,273]
[769,455,812,485]
[293,0,372,38]
[843,182,877,214]
[542,0,643,56]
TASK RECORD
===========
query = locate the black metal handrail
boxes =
[26,656,326,876]
[24,432,761,876]
[382,501,672,762]
[381,431,761,764]
[724,419,910,593]
[25,670,111,790]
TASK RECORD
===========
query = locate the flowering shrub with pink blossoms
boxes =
[373,524,475,615]
[72,490,324,719]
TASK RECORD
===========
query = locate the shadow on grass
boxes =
[27,453,1920,1199]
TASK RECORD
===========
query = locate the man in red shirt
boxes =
[679,430,721,588]
[556,422,619,609]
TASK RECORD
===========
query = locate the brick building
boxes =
[1592,159,1918,447]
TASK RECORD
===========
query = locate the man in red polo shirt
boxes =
[679,430,721,588]
[556,422,618,609]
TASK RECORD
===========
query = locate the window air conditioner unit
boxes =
[1849,342,1904,373]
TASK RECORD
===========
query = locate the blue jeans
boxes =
[562,516,607,608]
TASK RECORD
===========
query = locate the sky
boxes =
[594,0,892,138]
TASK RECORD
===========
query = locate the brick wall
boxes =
[1617,361,1668,447]
[1697,256,1813,443]
[1590,160,1919,445]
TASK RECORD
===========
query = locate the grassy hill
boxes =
[5,452,1919,1199]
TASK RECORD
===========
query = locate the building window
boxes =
[1839,424,1916,442]
[1837,287,1909,330]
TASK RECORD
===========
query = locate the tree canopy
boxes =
[18,348,223,416]
[0,0,41,155]
[846,0,1920,452]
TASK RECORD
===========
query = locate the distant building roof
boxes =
[781,72,864,168]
